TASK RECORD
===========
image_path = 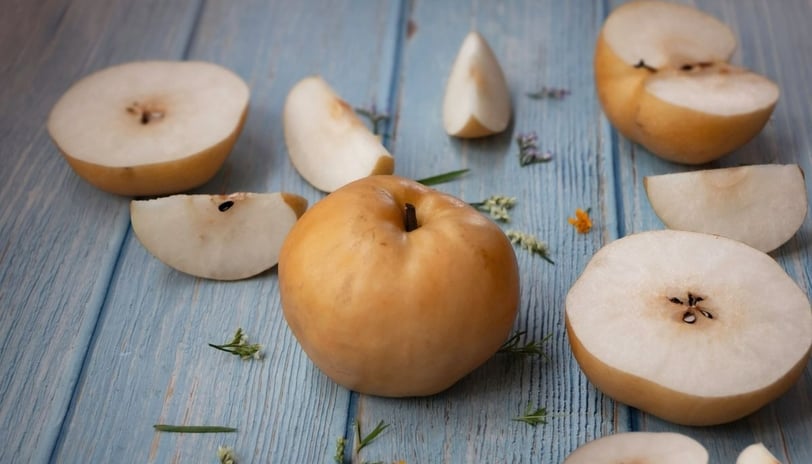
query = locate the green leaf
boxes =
[153,424,237,433]
[416,169,470,186]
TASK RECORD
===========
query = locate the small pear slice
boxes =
[563,432,709,464]
[131,192,307,280]
[47,61,250,196]
[737,444,782,464]
[442,31,511,138]
[595,1,779,163]
[283,76,394,192]
[644,164,807,252]
[566,230,812,426]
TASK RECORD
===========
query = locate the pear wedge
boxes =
[131,192,307,280]
[564,432,708,464]
[442,32,511,138]
[283,76,394,192]
[737,443,782,464]
[566,230,812,426]
[644,164,807,252]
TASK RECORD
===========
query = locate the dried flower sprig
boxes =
[471,195,517,222]
[513,403,549,426]
[355,104,389,135]
[526,86,571,100]
[516,132,553,166]
[505,230,555,264]
[209,328,263,360]
[498,331,552,360]
[568,207,593,234]
[218,446,237,464]
[334,437,346,464]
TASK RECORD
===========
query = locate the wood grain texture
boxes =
[608,1,812,463]
[0,1,201,462]
[0,0,810,463]
[48,1,403,462]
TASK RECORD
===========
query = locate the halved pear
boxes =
[595,1,779,163]
[644,164,807,252]
[130,192,307,280]
[47,61,250,196]
[283,76,394,192]
[442,31,511,138]
[563,432,708,464]
[737,443,782,464]
[566,230,812,426]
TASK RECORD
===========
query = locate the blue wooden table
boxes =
[1,1,810,462]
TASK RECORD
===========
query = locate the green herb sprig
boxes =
[416,168,470,186]
[516,132,553,166]
[355,105,389,135]
[355,420,390,453]
[209,328,263,360]
[513,404,548,426]
[153,424,237,433]
[498,331,551,359]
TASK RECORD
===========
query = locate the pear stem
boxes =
[404,203,418,232]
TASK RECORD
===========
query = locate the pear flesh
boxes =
[442,32,511,138]
[566,230,812,425]
[595,1,779,163]
[644,164,807,253]
[131,192,307,280]
[736,443,782,464]
[47,61,250,196]
[283,76,394,192]
[563,432,709,464]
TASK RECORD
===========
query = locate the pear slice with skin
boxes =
[442,31,511,138]
[563,432,709,464]
[283,76,394,193]
[47,61,250,196]
[595,1,779,164]
[737,444,782,464]
[644,164,807,253]
[131,192,307,280]
[565,230,812,426]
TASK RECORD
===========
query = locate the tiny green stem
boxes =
[153,424,237,433]
[416,169,470,186]
[355,420,390,454]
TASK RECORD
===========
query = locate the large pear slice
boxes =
[737,444,782,464]
[564,432,708,464]
[131,192,307,280]
[595,1,779,164]
[644,164,807,252]
[442,31,511,138]
[48,61,250,196]
[283,76,394,192]
[565,230,812,426]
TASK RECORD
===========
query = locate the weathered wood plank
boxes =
[608,0,812,462]
[349,1,625,462]
[0,1,201,462]
[49,1,404,462]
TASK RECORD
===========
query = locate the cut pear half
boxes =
[595,1,779,164]
[563,432,708,464]
[442,31,511,138]
[644,164,807,252]
[47,61,250,196]
[131,192,307,280]
[737,443,782,464]
[283,76,394,192]
[565,230,812,425]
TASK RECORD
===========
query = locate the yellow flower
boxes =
[568,208,592,234]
